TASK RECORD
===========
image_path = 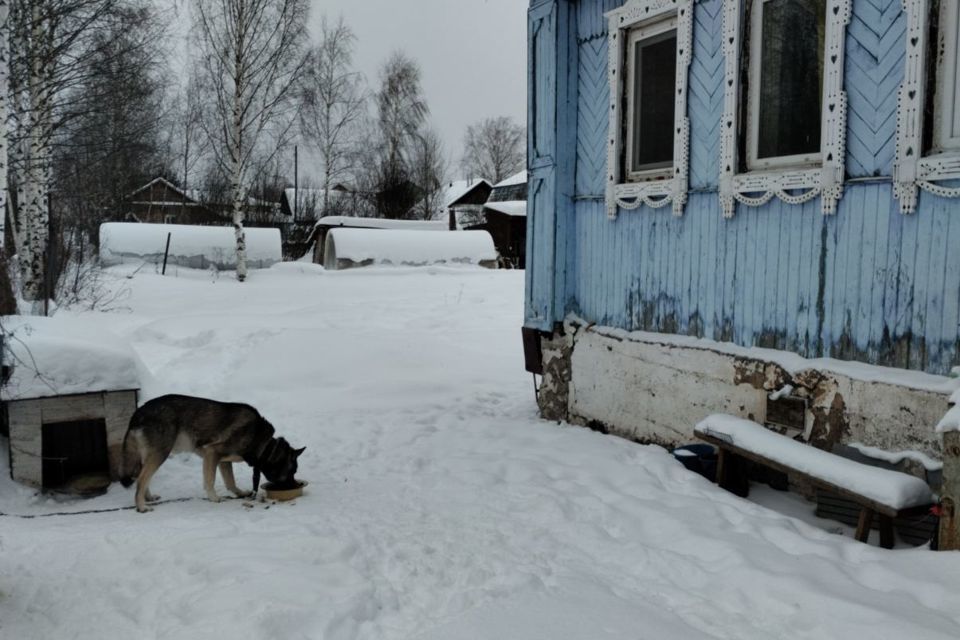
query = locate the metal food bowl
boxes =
[262,480,307,501]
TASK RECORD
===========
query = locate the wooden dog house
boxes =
[2,319,141,493]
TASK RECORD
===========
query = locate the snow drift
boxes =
[99,223,282,271]
[323,228,497,270]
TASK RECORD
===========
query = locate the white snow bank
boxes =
[484,200,527,217]
[574,317,960,396]
[1,316,143,400]
[324,228,497,270]
[847,442,943,472]
[99,223,282,270]
[314,216,448,231]
[696,414,935,510]
[937,405,960,434]
[934,385,960,434]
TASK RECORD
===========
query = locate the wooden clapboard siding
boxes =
[526,0,960,374]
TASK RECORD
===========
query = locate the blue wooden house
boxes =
[524,0,960,454]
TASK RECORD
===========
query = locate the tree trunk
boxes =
[18,2,51,306]
[940,431,960,551]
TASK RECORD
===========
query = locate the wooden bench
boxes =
[694,415,936,549]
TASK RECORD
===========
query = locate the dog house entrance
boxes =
[42,419,110,493]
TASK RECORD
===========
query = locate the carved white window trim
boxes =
[720,0,851,219]
[606,0,694,219]
[894,0,960,214]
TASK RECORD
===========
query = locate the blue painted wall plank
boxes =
[531,0,960,374]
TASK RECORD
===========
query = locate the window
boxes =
[933,0,960,153]
[719,0,850,218]
[605,0,694,219]
[748,0,827,169]
[625,19,678,179]
[893,0,960,213]
[164,214,176,225]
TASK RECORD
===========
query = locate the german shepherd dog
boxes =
[121,395,305,512]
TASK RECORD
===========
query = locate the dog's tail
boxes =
[119,428,140,489]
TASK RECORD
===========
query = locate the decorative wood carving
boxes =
[606,0,694,219]
[719,0,852,218]
[895,0,960,213]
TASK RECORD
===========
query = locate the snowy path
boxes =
[2,264,960,639]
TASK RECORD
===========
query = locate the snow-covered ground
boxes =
[2,263,960,639]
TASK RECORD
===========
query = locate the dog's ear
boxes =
[295,447,306,457]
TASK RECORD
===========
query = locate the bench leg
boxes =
[855,508,874,544]
[879,515,895,549]
[716,449,727,486]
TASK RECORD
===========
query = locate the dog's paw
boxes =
[136,505,154,513]
[146,494,162,503]
[233,490,254,499]
[207,494,223,504]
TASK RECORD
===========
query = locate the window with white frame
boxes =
[605,0,693,219]
[747,0,826,170]
[893,0,960,213]
[625,18,678,180]
[164,214,176,225]
[719,0,850,218]
[933,0,960,153]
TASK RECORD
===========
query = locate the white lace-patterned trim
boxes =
[719,0,851,219]
[605,0,694,219]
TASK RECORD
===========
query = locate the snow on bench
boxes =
[694,414,939,548]
[695,414,934,513]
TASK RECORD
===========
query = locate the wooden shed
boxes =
[2,319,141,493]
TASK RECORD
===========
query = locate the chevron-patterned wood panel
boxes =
[844,0,905,178]
[576,36,609,198]
[688,0,725,190]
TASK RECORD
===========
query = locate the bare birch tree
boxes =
[299,16,365,217]
[194,0,309,281]
[461,116,526,184]
[374,51,428,219]
[409,128,447,221]
[7,0,123,307]
[0,0,15,313]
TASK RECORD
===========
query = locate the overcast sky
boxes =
[307,0,528,173]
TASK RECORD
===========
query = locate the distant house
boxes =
[279,184,352,221]
[480,172,527,268]
[123,178,224,226]
[443,179,493,229]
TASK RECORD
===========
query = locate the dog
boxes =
[120,394,305,512]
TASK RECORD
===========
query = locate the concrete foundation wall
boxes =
[540,322,950,461]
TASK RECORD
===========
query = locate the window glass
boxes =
[630,30,677,173]
[756,0,826,160]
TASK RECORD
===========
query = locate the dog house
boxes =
[2,318,142,493]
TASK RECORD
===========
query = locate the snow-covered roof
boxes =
[1,317,143,401]
[324,228,496,269]
[483,201,526,217]
[314,216,449,232]
[494,171,527,188]
[129,177,195,203]
[283,188,345,204]
[99,223,282,270]
[443,179,492,208]
[696,414,935,511]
